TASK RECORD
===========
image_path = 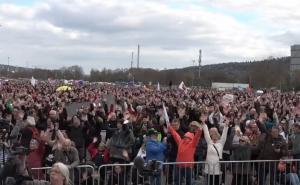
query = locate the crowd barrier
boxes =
[31,165,96,185]
[30,159,300,185]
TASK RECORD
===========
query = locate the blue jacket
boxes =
[146,139,167,162]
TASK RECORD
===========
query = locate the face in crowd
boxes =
[209,127,220,141]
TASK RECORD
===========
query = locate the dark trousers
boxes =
[232,174,250,185]
[150,172,161,185]
[175,167,192,185]
[166,161,176,184]
[257,162,277,185]
[207,175,221,185]
[221,153,230,183]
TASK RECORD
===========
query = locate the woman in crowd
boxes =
[48,162,70,185]
[168,121,202,185]
[202,116,229,185]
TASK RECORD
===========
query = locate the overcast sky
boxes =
[0,0,299,73]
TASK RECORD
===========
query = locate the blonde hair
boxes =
[209,127,221,139]
[52,162,70,185]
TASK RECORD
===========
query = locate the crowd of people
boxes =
[0,79,300,185]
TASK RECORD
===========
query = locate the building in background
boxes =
[290,45,300,89]
[211,82,249,91]
[290,45,300,72]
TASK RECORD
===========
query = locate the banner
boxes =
[31,77,36,87]
[222,94,234,105]
[157,82,160,91]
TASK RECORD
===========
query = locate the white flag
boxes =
[178,81,185,90]
[157,82,160,91]
[124,101,128,111]
[31,77,36,87]
[163,103,170,126]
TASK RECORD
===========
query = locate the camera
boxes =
[0,146,30,184]
[272,140,282,150]
[134,157,161,177]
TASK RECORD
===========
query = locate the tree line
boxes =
[1,57,299,90]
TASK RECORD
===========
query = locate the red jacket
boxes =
[27,142,45,179]
[168,126,202,168]
[87,142,109,163]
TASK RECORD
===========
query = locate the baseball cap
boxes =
[147,128,158,136]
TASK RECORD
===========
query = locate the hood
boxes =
[184,132,194,140]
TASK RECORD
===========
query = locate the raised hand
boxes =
[224,117,230,126]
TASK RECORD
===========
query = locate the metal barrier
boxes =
[97,163,136,185]
[31,160,300,185]
[31,165,95,185]
[30,166,51,181]
[163,160,300,185]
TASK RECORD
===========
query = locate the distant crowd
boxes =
[1,79,300,185]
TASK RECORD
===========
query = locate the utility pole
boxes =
[7,56,10,77]
[198,49,201,79]
[137,44,140,68]
[192,60,195,86]
[130,52,134,83]
[131,52,134,69]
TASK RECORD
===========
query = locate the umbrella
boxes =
[56,86,72,92]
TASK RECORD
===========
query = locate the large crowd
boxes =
[0,79,300,185]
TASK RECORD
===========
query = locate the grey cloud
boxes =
[0,0,294,73]
[36,2,137,34]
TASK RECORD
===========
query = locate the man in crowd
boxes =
[146,128,167,185]
[255,126,288,185]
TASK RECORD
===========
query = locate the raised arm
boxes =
[56,129,67,144]
[168,126,181,144]
[220,125,229,146]
[203,124,212,144]
[192,128,203,147]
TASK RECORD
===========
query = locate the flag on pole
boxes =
[179,81,189,94]
[178,81,185,90]
[157,82,160,91]
[163,103,170,126]
[31,77,36,87]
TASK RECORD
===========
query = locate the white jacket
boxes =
[203,124,228,175]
